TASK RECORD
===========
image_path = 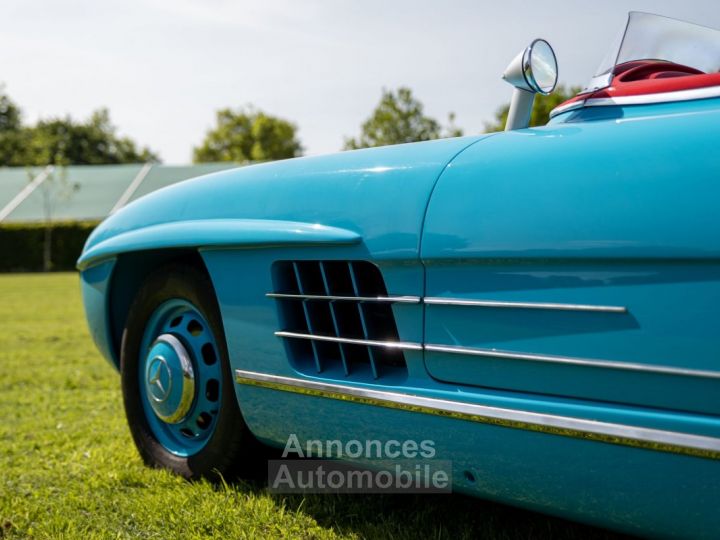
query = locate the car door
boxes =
[420,110,720,416]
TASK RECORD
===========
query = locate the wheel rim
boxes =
[138,299,222,456]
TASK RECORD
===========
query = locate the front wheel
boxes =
[120,263,262,479]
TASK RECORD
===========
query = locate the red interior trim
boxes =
[554,61,720,112]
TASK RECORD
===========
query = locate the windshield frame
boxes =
[584,11,720,92]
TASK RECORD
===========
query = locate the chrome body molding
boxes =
[425,344,720,380]
[274,330,423,351]
[269,293,623,312]
[274,330,720,380]
[550,85,720,119]
[424,297,627,313]
[266,293,421,304]
[585,86,720,108]
[235,370,720,460]
[549,99,586,117]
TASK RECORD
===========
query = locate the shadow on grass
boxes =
[270,491,631,540]
[223,462,633,540]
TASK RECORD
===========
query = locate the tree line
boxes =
[0,84,579,167]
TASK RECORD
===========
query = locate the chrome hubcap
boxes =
[144,334,195,424]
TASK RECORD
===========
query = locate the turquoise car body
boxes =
[79,96,720,538]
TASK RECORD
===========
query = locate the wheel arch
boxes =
[79,217,362,370]
[106,249,212,370]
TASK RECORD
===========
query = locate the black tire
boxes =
[120,262,264,480]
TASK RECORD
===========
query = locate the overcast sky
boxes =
[3,0,719,163]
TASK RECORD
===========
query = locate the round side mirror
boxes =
[502,38,559,130]
[524,39,558,95]
[503,38,559,96]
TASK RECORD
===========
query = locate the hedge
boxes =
[0,221,98,272]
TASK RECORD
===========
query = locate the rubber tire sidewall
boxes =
[120,264,250,480]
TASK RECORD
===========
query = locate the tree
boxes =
[0,86,21,132]
[484,85,582,132]
[0,87,27,166]
[344,87,463,150]
[193,107,302,163]
[30,166,80,271]
[0,87,156,269]
[23,108,158,166]
[0,87,159,166]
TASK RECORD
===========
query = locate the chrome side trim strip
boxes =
[549,99,586,118]
[274,330,423,351]
[424,344,720,380]
[267,293,421,304]
[235,370,720,460]
[424,297,627,313]
[276,331,719,379]
[549,85,720,119]
[584,85,720,108]
[269,293,626,312]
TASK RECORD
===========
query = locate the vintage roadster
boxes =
[79,12,720,538]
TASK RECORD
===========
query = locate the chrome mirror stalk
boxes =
[502,38,558,130]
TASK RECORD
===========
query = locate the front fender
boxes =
[77,219,361,271]
[79,258,117,368]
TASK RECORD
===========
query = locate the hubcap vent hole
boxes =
[187,319,203,336]
[196,412,212,430]
[206,379,219,402]
[201,343,217,365]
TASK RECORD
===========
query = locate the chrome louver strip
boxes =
[272,290,719,380]
[266,293,421,304]
[269,293,624,312]
[274,333,720,380]
[424,297,628,313]
[424,344,720,380]
[235,369,720,461]
[275,330,423,351]
[270,260,411,380]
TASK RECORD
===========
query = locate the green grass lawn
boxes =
[0,273,625,539]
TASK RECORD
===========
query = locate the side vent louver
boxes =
[270,261,417,381]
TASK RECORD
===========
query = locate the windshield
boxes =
[586,12,720,91]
